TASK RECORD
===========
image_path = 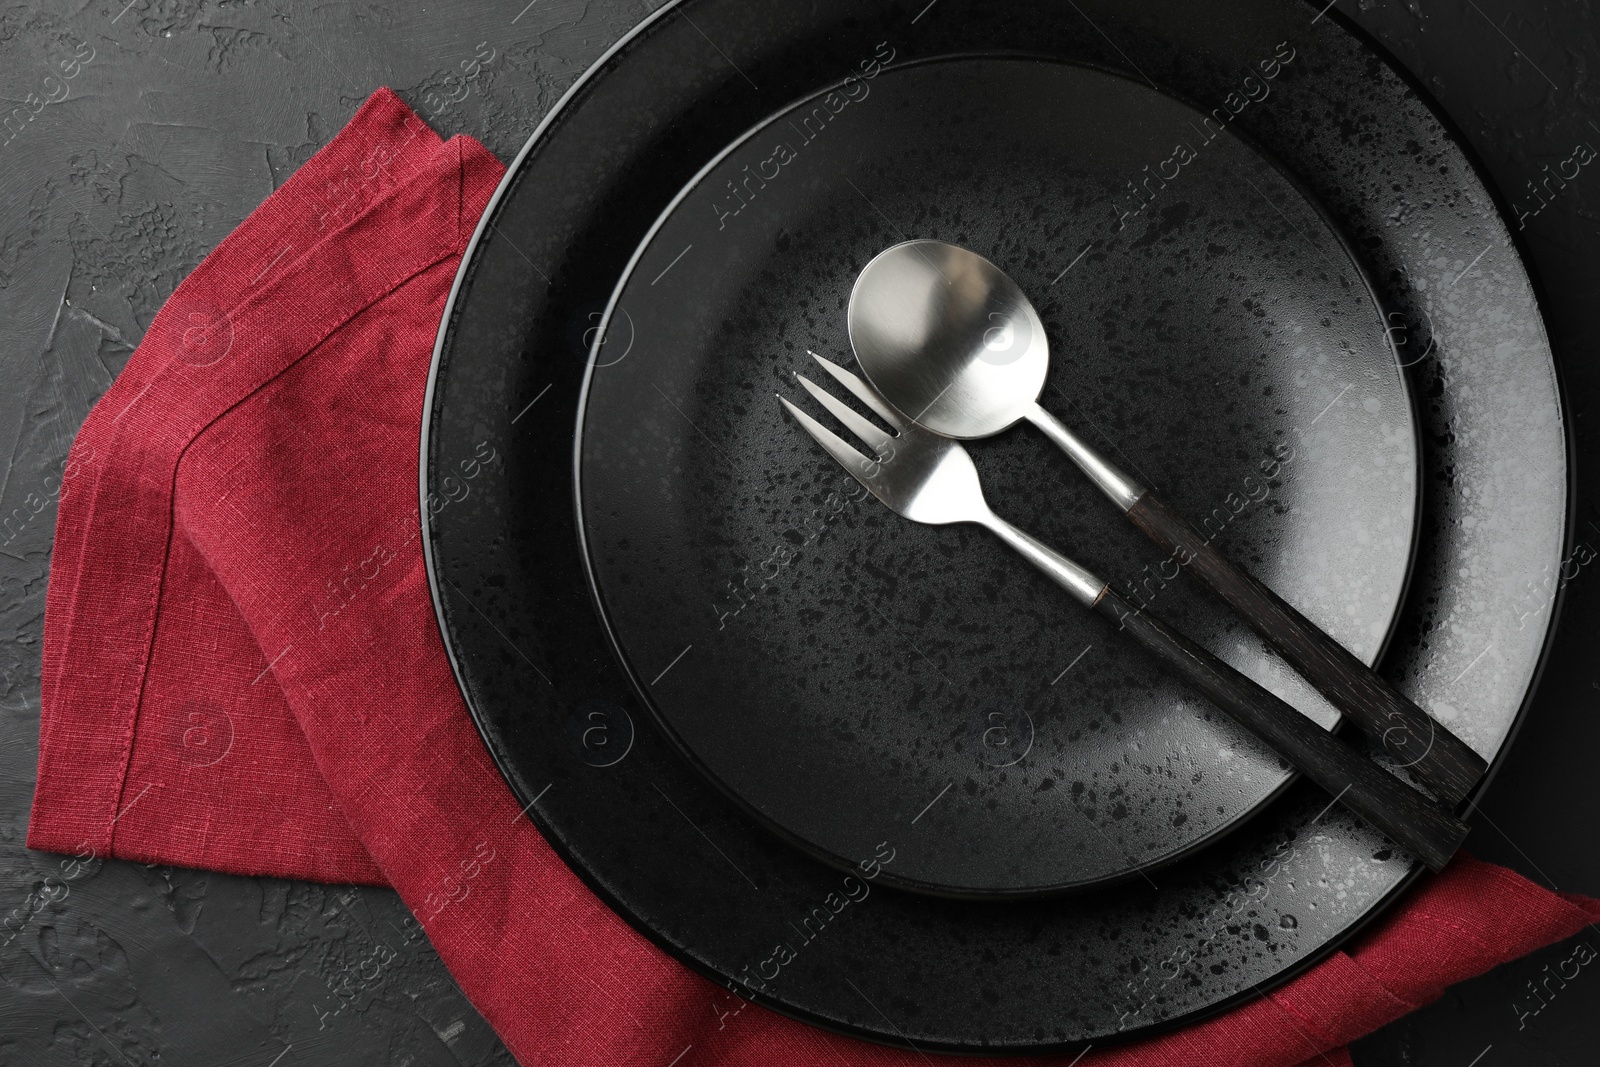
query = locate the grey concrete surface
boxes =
[0,1,1594,1064]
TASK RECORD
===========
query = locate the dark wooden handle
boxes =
[1126,491,1486,807]
[1095,589,1469,871]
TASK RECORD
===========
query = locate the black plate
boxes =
[575,54,1420,897]
[421,0,1566,1051]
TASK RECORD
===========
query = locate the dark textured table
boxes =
[0,1,1594,1063]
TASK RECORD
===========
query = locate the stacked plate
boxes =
[421,0,1566,1052]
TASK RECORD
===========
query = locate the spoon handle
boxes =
[1093,588,1469,872]
[1024,404,1145,509]
[1124,490,1486,806]
[1022,402,1484,806]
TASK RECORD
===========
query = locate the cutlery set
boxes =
[779,240,1481,871]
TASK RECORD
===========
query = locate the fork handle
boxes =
[979,513,1468,870]
[1125,491,1486,806]
[1093,588,1469,871]
[980,515,1104,607]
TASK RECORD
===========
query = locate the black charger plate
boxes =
[421,0,1567,1051]
[575,54,1420,897]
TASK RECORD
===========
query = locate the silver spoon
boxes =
[847,238,1485,807]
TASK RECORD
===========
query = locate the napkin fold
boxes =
[28,87,1600,1067]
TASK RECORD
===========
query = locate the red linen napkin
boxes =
[27,87,1600,1067]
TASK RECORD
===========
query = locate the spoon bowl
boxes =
[849,237,1144,508]
[847,240,1048,439]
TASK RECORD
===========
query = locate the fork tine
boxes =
[795,373,894,455]
[806,352,905,429]
[776,394,884,495]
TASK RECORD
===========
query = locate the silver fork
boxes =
[778,354,1468,872]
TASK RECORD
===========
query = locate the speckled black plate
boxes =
[421,0,1566,1052]
[575,54,1420,898]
